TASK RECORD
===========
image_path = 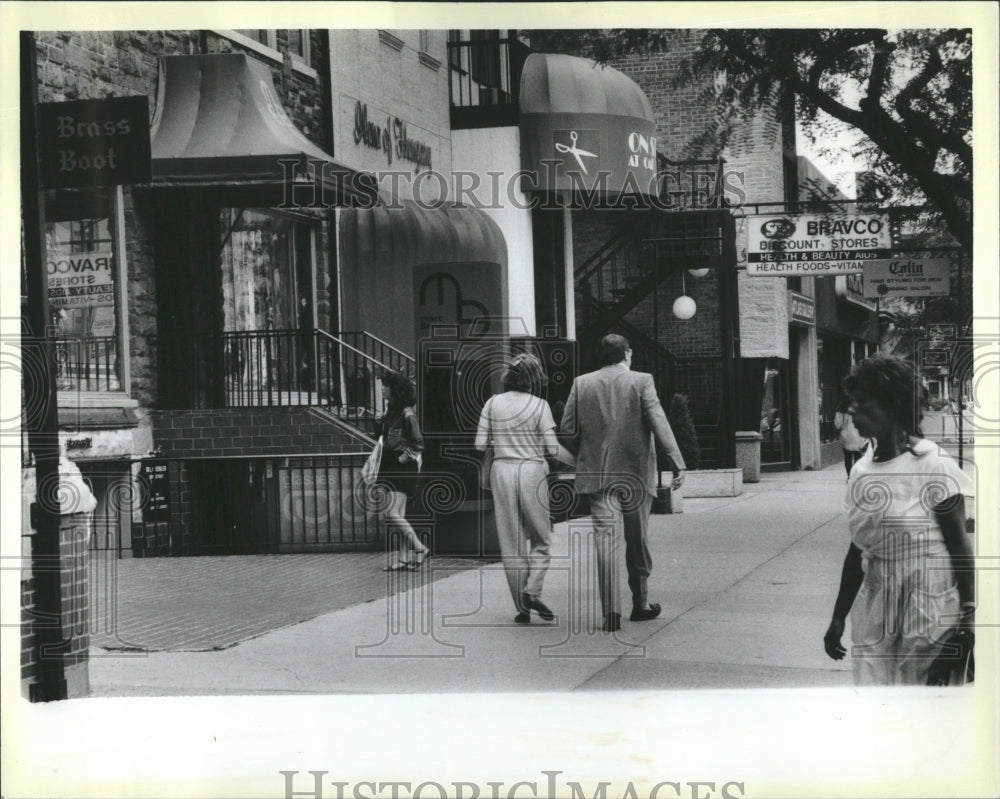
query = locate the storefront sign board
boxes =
[46,250,115,309]
[520,112,658,197]
[39,96,151,189]
[787,291,815,326]
[747,213,891,276]
[862,257,951,299]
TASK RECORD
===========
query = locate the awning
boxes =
[150,54,377,205]
[519,53,658,198]
[339,203,508,354]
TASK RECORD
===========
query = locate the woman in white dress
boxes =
[823,355,975,685]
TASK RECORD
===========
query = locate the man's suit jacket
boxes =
[560,364,686,495]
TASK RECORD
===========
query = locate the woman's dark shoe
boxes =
[514,612,531,624]
[522,593,555,621]
[629,603,662,622]
[603,612,622,633]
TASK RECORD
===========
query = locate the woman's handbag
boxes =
[362,436,384,487]
[480,399,494,491]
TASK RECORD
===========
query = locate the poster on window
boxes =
[47,249,115,309]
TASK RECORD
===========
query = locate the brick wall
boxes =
[150,408,371,458]
[34,29,339,407]
[21,512,91,699]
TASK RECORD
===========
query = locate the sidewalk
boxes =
[89,465,856,695]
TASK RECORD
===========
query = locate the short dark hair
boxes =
[382,370,416,410]
[596,334,630,366]
[843,354,926,436]
[502,353,547,396]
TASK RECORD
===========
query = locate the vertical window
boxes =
[419,30,432,53]
[45,188,123,393]
[287,30,311,67]
[218,209,316,398]
[447,30,464,70]
[470,29,501,88]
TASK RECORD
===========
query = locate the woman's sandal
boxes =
[382,559,410,572]
[407,550,430,570]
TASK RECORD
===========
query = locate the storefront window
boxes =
[45,189,122,393]
[760,357,791,464]
[218,209,316,397]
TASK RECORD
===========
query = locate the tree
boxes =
[523,29,972,252]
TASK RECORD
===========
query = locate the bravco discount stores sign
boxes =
[746,213,891,276]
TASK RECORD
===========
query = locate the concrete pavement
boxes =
[89,464,860,696]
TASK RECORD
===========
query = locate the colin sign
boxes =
[747,213,892,276]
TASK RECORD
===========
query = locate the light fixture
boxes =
[687,267,709,278]
[673,271,697,320]
[672,294,696,320]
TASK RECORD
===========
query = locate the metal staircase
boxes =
[573,207,734,468]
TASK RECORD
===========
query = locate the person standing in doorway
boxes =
[560,334,686,633]
[378,371,431,571]
[834,395,868,479]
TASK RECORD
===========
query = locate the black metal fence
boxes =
[79,453,383,557]
[185,328,415,436]
[447,35,530,128]
[54,336,120,392]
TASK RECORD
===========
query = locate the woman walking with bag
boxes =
[823,355,975,685]
[834,395,868,479]
[476,354,572,623]
[378,371,430,571]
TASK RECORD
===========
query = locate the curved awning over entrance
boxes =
[150,54,377,205]
[339,203,508,355]
[519,52,658,198]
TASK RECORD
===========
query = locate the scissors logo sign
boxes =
[554,130,599,175]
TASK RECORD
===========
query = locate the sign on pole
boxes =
[862,257,951,299]
[39,96,151,189]
[746,213,891,276]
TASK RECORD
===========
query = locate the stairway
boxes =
[573,209,732,468]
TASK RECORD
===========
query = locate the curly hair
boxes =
[502,353,547,396]
[843,354,926,437]
[382,370,416,411]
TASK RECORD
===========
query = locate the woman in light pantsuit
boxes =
[475,354,572,624]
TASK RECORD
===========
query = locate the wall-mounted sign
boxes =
[46,250,115,309]
[787,291,815,327]
[352,100,432,171]
[835,273,875,310]
[520,115,659,198]
[39,96,151,189]
[140,460,170,522]
[747,213,892,276]
[862,257,951,299]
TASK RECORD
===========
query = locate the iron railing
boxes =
[54,336,120,392]
[447,36,530,127]
[78,452,381,557]
[187,329,410,433]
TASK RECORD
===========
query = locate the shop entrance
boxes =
[218,208,317,401]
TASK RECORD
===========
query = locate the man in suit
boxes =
[560,334,686,632]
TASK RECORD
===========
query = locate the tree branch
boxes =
[894,46,973,169]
